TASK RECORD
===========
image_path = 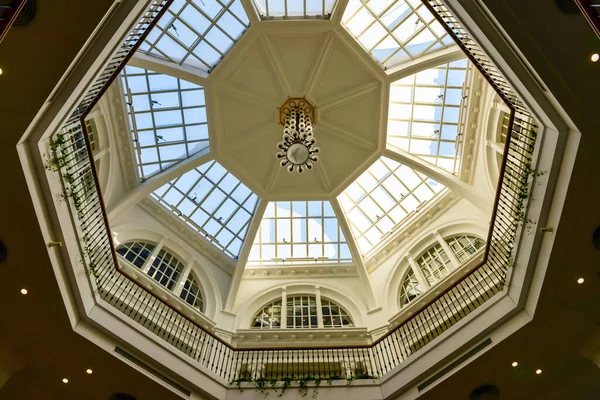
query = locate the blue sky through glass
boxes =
[339,156,446,255]
[342,0,455,69]
[139,0,250,72]
[254,0,337,18]
[248,201,353,264]
[152,160,259,258]
[121,66,209,180]
[387,59,469,172]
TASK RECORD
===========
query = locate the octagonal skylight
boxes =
[253,0,337,19]
[387,59,470,172]
[339,156,446,255]
[138,0,250,72]
[249,201,352,264]
[342,0,455,69]
[151,160,258,258]
[121,66,209,180]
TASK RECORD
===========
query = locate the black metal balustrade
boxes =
[46,0,538,388]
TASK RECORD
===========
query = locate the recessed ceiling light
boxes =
[577,277,584,284]
[535,369,542,375]
[511,361,518,367]
[20,288,28,295]
[86,369,93,375]
[62,378,69,383]
[0,68,3,76]
[591,53,599,62]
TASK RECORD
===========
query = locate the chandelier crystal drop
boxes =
[276,99,320,173]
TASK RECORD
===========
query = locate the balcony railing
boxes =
[46,0,538,388]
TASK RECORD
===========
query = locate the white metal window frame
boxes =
[388,59,471,173]
[179,273,205,311]
[116,241,157,269]
[121,66,209,180]
[341,0,455,69]
[139,0,250,72]
[253,0,337,19]
[152,160,259,259]
[248,201,353,265]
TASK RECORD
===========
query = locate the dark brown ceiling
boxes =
[0,0,598,399]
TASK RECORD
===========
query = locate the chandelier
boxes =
[276,98,320,173]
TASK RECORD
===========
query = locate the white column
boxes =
[315,286,324,329]
[173,259,194,297]
[281,286,288,329]
[434,231,461,269]
[141,237,165,274]
[406,255,429,291]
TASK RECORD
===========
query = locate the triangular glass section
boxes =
[248,201,353,265]
[338,156,446,255]
[138,0,250,72]
[121,66,209,180]
[341,0,456,69]
[151,160,259,259]
[387,59,470,173]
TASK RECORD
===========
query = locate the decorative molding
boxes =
[234,327,370,348]
[243,263,358,279]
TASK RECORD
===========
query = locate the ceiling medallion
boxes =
[276,98,320,173]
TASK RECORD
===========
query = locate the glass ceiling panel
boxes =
[387,59,470,173]
[151,160,259,259]
[248,201,353,265]
[253,0,337,19]
[121,66,209,180]
[342,0,455,69]
[339,156,446,255]
[138,0,250,72]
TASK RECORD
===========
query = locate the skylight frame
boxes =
[151,160,259,259]
[387,59,471,173]
[121,66,209,180]
[248,200,353,265]
[339,157,446,256]
[138,0,250,72]
[341,0,455,69]
[253,0,337,19]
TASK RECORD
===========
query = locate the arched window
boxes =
[147,249,184,290]
[417,243,453,285]
[321,299,354,328]
[399,268,422,307]
[447,235,485,263]
[179,273,204,312]
[116,241,155,268]
[251,296,354,329]
[252,299,282,329]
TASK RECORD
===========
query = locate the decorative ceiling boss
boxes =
[276,98,320,173]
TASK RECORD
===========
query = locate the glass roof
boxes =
[387,59,470,173]
[151,160,259,258]
[138,0,250,72]
[339,156,446,255]
[341,0,455,69]
[248,201,353,264]
[253,0,337,18]
[121,66,209,180]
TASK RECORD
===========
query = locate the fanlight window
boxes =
[121,67,209,180]
[416,242,453,285]
[388,59,470,173]
[116,241,156,268]
[179,273,205,311]
[399,267,422,306]
[251,296,354,329]
[447,235,485,263]
[252,299,282,329]
[148,249,185,290]
[139,0,250,72]
[341,0,455,69]
[321,299,354,328]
